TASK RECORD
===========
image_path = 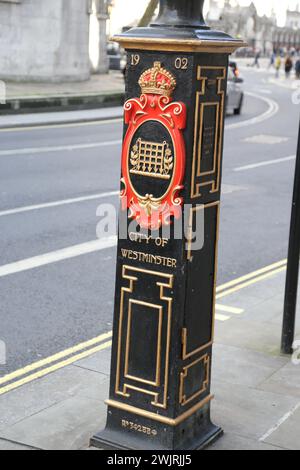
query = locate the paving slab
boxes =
[215,317,282,355]
[212,380,299,441]
[263,405,300,450]
[0,438,36,450]
[242,294,286,324]
[208,432,282,451]
[242,272,286,301]
[258,361,300,398]
[0,395,106,451]
[213,344,288,388]
[74,347,111,377]
[0,365,108,430]
[4,73,124,100]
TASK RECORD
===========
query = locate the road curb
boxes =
[0,91,125,117]
[0,113,124,130]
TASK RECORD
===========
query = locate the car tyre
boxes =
[234,94,244,115]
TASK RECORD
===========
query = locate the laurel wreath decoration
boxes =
[163,147,174,175]
[130,144,140,171]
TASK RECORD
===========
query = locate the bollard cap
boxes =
[113,0,247,54]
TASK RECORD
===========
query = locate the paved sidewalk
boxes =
[0,73,125,115]
[0,266,299,450]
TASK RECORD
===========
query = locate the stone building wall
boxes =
[0,0,90,82]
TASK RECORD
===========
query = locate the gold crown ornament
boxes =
[138,62,176,97]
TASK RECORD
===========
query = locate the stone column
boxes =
[94,0,110,74]
[91,0,109,74]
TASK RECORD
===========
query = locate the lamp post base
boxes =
[91,427,223,451]
[90,404,223,451]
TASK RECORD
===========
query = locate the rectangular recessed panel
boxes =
[200,104,218,172]
[180,355,210,406]
[126,301,162,385]
[185,204,218,352]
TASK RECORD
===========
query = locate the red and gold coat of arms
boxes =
[120,62,187,230]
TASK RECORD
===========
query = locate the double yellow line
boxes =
[0,332,112,396]
[0,258,287,397]
[216,258,287,299]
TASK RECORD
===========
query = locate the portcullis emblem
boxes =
[120,62,187,230]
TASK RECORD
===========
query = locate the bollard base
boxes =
[91,426,223,451]
[90,403,223,451]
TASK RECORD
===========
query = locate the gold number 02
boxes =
[131,54,140,66]
[175,57,188,70]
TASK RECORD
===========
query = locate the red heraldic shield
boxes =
[120,62,187,230]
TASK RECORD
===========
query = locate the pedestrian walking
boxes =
[296,58,300,80]
[252,50,261,68]
[285,56,293,79]
[275,55,282,78]
[268,52,275,69]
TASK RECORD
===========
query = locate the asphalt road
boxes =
[0,68,299,375]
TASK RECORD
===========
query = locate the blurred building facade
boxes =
[207,1,300,55]
[286,7,300,30]
[0,0,111,82]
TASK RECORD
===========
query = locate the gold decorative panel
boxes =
[191,66,226,199]
[179,354,210,406]
[115,265,174,409]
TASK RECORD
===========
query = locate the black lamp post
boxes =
[91,0,246,450]
[281,120,300,355]
[153,0,207,28]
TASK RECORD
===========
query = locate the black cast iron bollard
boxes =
[91,0,245,450]
[281,120,300,355]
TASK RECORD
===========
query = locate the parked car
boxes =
[227,66,244,115]
[107,42,123,71]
